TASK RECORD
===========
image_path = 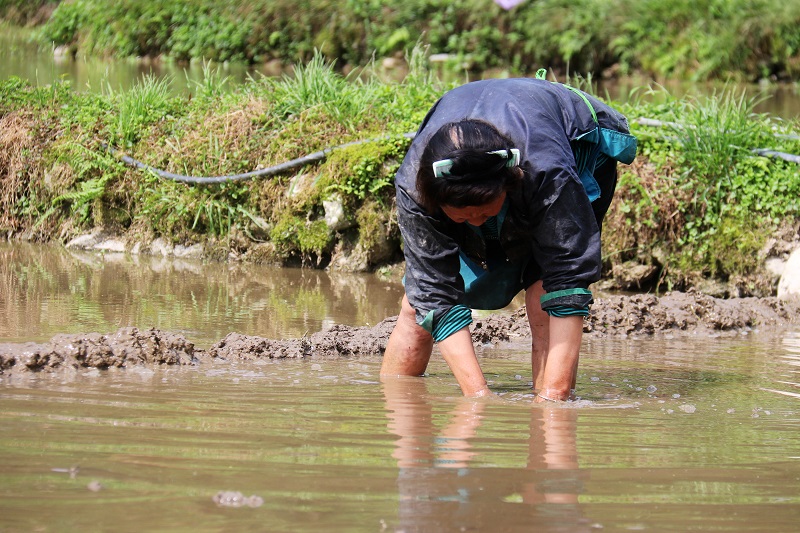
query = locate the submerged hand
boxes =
[466,386,494,398]
[534,388,570,403]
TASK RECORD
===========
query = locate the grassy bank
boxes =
[4,0,800,82]
[1,51,799,294]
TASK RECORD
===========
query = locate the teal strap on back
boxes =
[562,85,598,124]
[534,67,597,124]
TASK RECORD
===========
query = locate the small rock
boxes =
[778,247,800,301]
[94,239,127,253]
[150,238,174,256]
[212,491,263,508]
[323,194,353,231]
[286,173,316,198]
[173,243,204,259]
[65,229,107,250]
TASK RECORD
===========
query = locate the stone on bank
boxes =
[778,247,800,301]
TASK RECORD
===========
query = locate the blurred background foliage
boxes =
[1,0,798,82]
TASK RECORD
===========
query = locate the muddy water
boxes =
[0,26,263,95]
[2,333,800,532]
[1,244,800,531]
[0,242,407,348]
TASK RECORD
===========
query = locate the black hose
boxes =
[106,116,799,186]
[753,149,800,164]
[103,132,417,185]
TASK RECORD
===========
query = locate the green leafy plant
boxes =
[37,144,123,227]
[269,215,331,258]
[136,175,253,238]
[32,0,800,81]
[188,61,232,103]
[104,74,175,147]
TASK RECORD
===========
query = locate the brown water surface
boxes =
[1,333,800,532]
[0,242,406,348]
[1,244,800,532]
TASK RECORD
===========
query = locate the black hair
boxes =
[416,119,523,213]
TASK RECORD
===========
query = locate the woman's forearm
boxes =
[538,315,583,401]
[437,328,491,397]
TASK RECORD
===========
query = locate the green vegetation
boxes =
[606,87,800,291]
[1,48,798,293]
[2,0,795,82]
[0,48,440,267]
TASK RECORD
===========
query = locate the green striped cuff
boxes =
[540,288,593,317]
[546,305,590,317]
[431,305,473,342]
[540,288,593,304]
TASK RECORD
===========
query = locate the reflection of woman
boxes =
[382,379,589,531]
[381,76,636,401]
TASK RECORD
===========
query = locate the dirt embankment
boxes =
[1,291,799,376]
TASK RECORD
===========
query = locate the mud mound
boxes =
[0,327,198,374]
[208,318,398,361]
[586,292,800,337]
[1,293,798,376]
[209,333,310,361]
[470,292,800,341]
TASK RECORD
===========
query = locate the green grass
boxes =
[103,74,175,147]
[609,86,800,287]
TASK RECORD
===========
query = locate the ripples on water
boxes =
[2,331,800,532]
[1,244,800,531]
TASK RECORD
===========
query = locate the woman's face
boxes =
[440,192,507,226]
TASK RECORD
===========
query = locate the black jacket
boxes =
[395,78,634,328]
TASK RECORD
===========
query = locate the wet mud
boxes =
[1,291,798,376]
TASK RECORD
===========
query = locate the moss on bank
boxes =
[1,53,799,294]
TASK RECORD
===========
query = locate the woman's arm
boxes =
[536,315,583,402]
[437,328,492,397]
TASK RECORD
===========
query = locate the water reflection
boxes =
[0,26,268,94]
[762,331,800,400]
[383,378,591,532]
[2,339,800,531]
[0,243,405,347]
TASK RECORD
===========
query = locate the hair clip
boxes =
[488,148,521,167]
[432,158,455,178]
[432,148,521,178]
